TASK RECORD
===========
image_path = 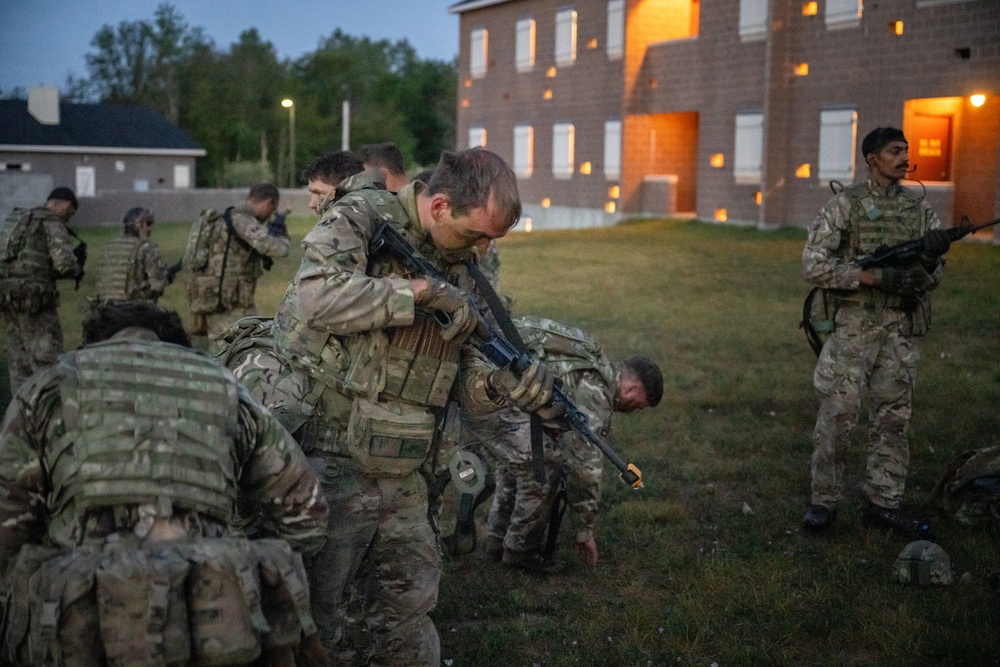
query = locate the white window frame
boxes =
[733,113,764,185]
[825,0,862,30]
[470,28,488,78]
[604,120,622,179]
[607,0,624,60]
[75,165,96,197]
[513,125,534,177]
[555,8,577,66]
[738,0,768,41]
[468,126,487,149]
[173,164,191,189]
[817,109,857,182]
[552,122,575,179]
[516,18,536,72]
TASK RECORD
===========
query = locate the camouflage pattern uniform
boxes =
[94,224,169,303]
[187,203,289,347]
[802,179,943,511]
[0,328,328,666]
[270,171,499,666]
[479,317,617,558]
[0,206,82,394]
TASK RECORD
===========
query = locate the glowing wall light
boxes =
[890,21,904,35]
[547,67,557,78]
[802,2,818,16]
[461,99,470,108]
[524,218,533,232]
[971,94,986,107]
[710,153,725,168]
[543,89,553,100]
[714,209,727,222]
[605,201,616,213]
[608,185,620,198]
[794,63,809,76]
[580,161,592,175]
[796,163,811,178]
[755,191,763,205]
[541,198,551,208]
[587,38,598,49]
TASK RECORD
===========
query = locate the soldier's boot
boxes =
[502,549,562,575]
[862,501,934,540]
[481,535,504,563]
[801,505,836,532]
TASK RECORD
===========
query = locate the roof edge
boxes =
[449,0,511,14]
[0,145,207,157]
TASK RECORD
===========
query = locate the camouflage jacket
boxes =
[802,178,943,292]
[0,329,329,579]
[95,230,169,302]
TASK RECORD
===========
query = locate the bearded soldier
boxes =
[474,316,662,572]
[801,127,951,537]
[0,301,329,667]
[271,147,560,665]
[94,207,173,304]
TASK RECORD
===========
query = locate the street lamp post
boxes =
[281,98,296,187]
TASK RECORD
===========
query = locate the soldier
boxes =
[475,316,662,572]
[94,207,178,304]
[303,150,365,217]
[271,147,560,665]
[186,183,290,351]
[0,300,329,667]
[801,127,952,536]
[358,141,410,193]
[0,186,84,394]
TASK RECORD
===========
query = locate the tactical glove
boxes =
[877,265,929,296]
[414,278,483,341]
[267,209,290,238]
[920,228,952,268]
[487,360,565,419]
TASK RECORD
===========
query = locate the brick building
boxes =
[449,0,1000,231]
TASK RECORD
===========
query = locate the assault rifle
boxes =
[369,221,644,489]
[857,217,1000,270]
[165,259,184,284]
[69,229,87,290]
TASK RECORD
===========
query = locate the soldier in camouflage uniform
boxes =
[187,183,290,351]
[303,150,365,217]
[475,316,662,572]
[801,127,953,536]
[358,142,410,193]
[0,301,329,667]
[94,207,171,304]
[0,187,83,395]
[270,147,561,665]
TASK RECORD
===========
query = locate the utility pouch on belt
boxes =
[382,311,461,408]
[96,541,191,666]
[2,545,61,665]
[346,396,436,476]
[252,539,316,649]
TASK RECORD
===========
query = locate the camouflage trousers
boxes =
[810,305,921,509]
[3,306,63,395]
[305,455,441,667]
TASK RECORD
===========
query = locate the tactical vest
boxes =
[95,234,143,301]
[0,206,59,312]
[48,339,242,540]
[843,182,927,261]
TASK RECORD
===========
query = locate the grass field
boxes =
[3,216,1000,666]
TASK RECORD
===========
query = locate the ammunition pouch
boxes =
[0,278,58,314]
[382,312,462,408]
[346,396,436,477]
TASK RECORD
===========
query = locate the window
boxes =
[604,120,622,179]
[607,0,624,59]
[555,8,577,66]
[470,28,488,78]
[174,164,191,189]
[739,0,768,41]
[818,109,857,182]
[516,18,535,71]
[76,165,96,197]
[469,126,487,148]
[552,123,575,178]
[514,125,534,177]
[825,0,861,29]
[733,113,763,184]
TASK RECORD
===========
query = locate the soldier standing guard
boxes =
[0,187,83,394]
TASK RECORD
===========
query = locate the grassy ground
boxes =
[2,217,999,666]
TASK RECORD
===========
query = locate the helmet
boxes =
[892,540,954,586]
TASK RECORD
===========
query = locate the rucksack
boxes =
[183,207,232,273]
[0,207,30,263]
[930,446,1000,525]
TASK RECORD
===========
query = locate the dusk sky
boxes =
[0,0,462,92]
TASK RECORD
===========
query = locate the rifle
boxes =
[68,228,87,290]
[857,217,1000,270]
[165,259,183,284]
[369,221,644,489]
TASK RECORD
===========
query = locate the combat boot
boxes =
[801,505,836,532]
[862,501,934,539]
[502,549,562,575]
[481,535,504,563]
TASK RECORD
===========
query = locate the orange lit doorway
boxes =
[909,114,952,182]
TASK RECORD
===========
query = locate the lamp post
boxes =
[281,98,296,187]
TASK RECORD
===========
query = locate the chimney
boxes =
[27,86,60,125]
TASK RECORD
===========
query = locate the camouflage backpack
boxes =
[183,207,231,273]
[930,446,1000,525]
[0,207,29,263]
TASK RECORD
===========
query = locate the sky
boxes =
[0,0,462,92]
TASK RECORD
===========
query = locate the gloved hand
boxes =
[877,265,929,296]
[487,360,565,419]
[267,208,290,238]
[920,229,952,264]
[414,278,482,341]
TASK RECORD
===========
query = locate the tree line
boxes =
[8,3,457,188]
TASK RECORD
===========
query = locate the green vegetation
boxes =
[2,217,999,666]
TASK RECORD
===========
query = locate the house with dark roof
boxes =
[0,86,205,215]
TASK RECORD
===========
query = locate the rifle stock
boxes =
[857,217,1000,269]
[369,221,644,489]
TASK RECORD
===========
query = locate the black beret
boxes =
[861,127,907,157]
